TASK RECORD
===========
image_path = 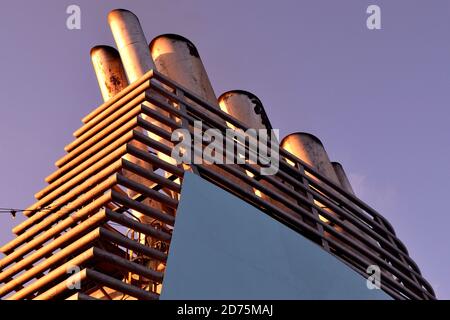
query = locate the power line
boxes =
[0,206,55,218]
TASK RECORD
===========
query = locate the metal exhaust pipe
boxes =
[107,10,172,274]
[218,90,277,199]
[151,35,251,192]
[280,133,347,242]
[90,46,129,102]
[331,161,380,250]
[107,9,157,185]
[107,9,172,136]
[107,8,173,174]
[331,162,356,196]
[150,34,217,106]
[281,133,379,256]
[108,9,154,82]
[280,133,340,185]
[218,90,273,131]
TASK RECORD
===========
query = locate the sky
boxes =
[0,0,448,298]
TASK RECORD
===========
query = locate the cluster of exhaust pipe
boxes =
[90,8,377,291]
[92,9,359,204]
[0,8,434,301]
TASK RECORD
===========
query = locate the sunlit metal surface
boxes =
[0,69,435,300]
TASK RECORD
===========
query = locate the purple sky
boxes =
[0,0,448,298]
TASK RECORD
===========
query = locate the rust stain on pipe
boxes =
[218,90,273,130]
[90,45,129,102]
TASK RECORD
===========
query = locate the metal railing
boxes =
[0,69,435,300]
[144,70,435,300]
